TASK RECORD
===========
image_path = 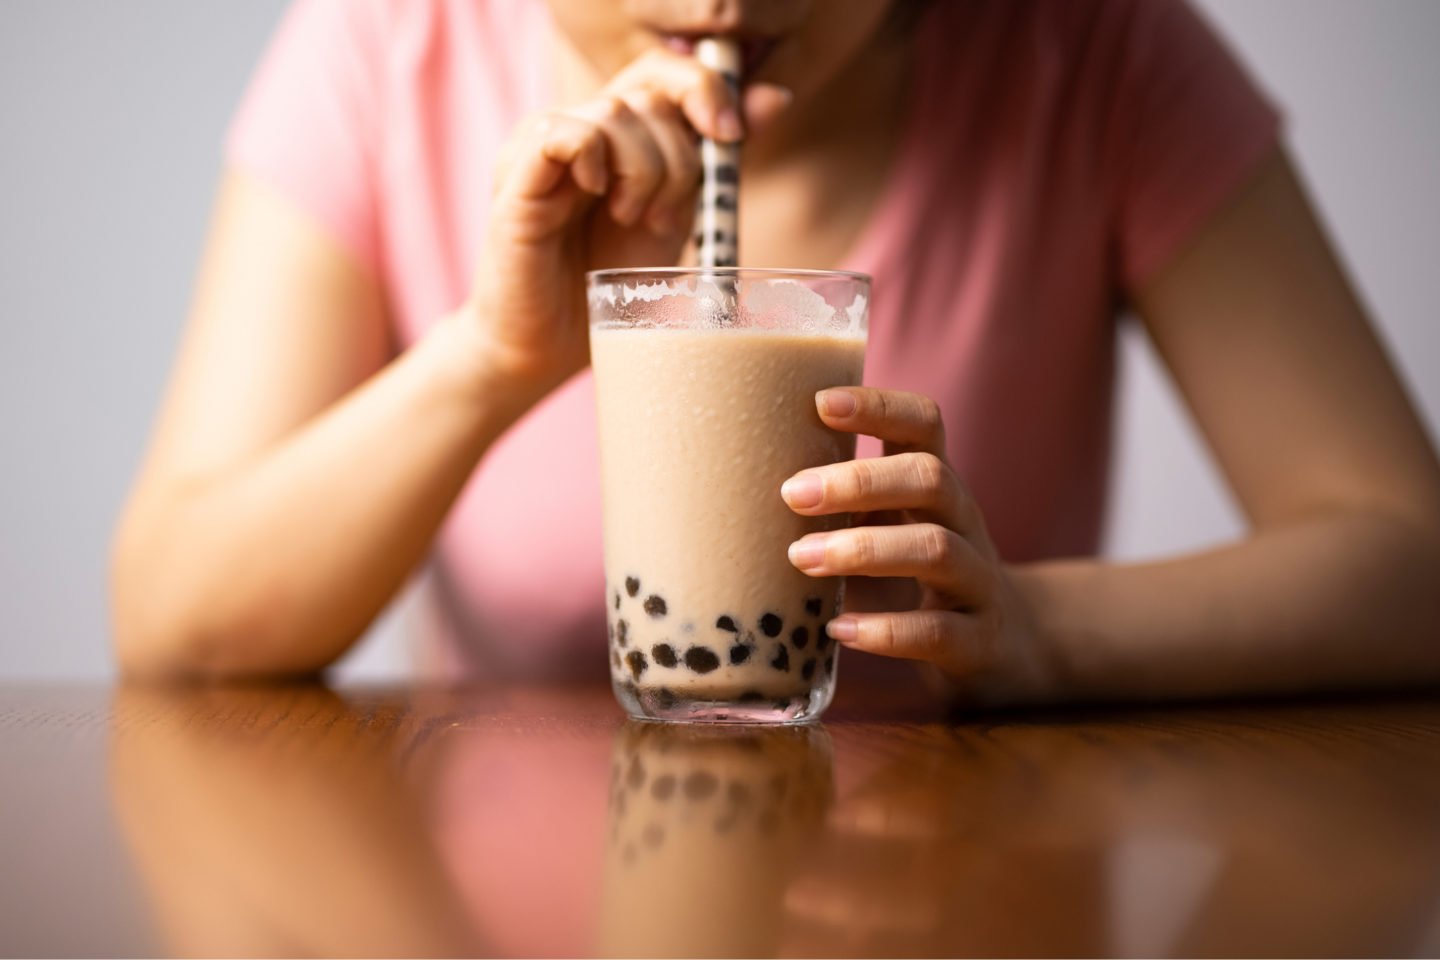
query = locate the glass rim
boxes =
[586,266,872,285]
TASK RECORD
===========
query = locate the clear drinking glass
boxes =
[588,267,870,723]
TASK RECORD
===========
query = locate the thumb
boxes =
[742,83,794,137]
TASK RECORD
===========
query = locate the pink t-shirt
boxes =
[227,0,1280,679]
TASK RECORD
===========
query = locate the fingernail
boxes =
[826,617,858,642]
[818,389,856,418]
[716,107,743,142]
[788,536,827,571]
[780,473,824,509]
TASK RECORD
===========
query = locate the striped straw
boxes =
[695,37,742,269]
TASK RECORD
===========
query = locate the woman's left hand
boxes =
[781,387,1058,704]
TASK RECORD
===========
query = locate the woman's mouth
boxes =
[657,33,781,77]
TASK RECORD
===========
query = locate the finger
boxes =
[566,96,666,225]
[781,451,974,532]
[742,83,793,135]
[789,523,993,604]
[618,89,701,237]
[815,387,947,458]
[609,48,742,142]
[824,610,996,673]
[498,113,609,202]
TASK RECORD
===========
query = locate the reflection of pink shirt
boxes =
[228,0,1279,678]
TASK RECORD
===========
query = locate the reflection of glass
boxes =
[597,720,835,957]
[589,267,869,724]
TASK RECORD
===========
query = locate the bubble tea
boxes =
[588,268,868,723]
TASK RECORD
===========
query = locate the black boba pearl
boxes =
[625,650,647,680]
[805,596,823,616]
[791,626,809,650]
[715,615,738,632]
[759,613,783,637]
[655,687,677,708]
[616,620,629,647]
[683,771,718,800]
[801,658,817,681]
[652,643,678,668]
[611,650,621,669]
[625,576,640,597]
[816,626,830,652]
[614,591,621,610]
[652,775,676,800]
[644,595,667,618]
[770,645,790,672]
[684,646,721,674]
[738,689,764,703]
[729,644,751,665]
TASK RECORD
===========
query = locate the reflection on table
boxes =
[101,683,1440,957]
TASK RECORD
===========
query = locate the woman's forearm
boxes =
[1013,509,1440,703]
[113,315,533,679]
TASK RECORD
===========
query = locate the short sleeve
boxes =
[225,0,385,273]
[1105,0,1282,290]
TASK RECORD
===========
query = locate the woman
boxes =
[112,0,1440,702]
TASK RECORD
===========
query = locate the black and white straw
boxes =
[695,37,742,269]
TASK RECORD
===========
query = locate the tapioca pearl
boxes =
[643,823,665,848]
[625,650,648,680]
[614,591,621,611]
[715,615,738,633]
[729,644,752,666]
[791,625,809,650]
[737,688,764,701]
[805,596,823,616]
[801,658,817,681]
[816,626,830,652]
[616,620,629,647]
[626,758,646,789]
[655,687,677,708]
[652,643,678,668]
[611,650,622,670]
[644,595,667,617]
[625,576,640,597]
[683,770,719,800]
[759,613,783,637]
[770,644,790,672]
[684,646,721,674]
[651,774,676,801]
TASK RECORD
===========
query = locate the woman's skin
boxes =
[112,0,1440,703]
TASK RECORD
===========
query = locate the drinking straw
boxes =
[695,37,742,269]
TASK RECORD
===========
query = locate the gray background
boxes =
[1,1,1436,679]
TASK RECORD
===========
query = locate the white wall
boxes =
[0,1,1436,678]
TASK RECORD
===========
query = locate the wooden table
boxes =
[4,681,1440,957]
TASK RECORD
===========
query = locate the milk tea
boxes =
[592,325,865,722]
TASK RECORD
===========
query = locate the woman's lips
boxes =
[657,33,781,76]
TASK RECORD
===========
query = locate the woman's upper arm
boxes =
[1131,147,1440,530]
[128,169,389,506]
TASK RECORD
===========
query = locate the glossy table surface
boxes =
[5,681,1440,958]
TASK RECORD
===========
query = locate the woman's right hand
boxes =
[464,49,790,397]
